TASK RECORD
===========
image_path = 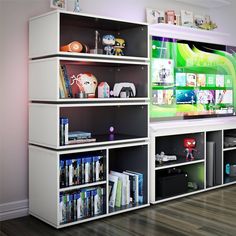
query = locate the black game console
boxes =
[156,170,188,198]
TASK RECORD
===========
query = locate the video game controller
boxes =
[113,83,136,98]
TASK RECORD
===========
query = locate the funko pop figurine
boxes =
[102,35,115,55]
[184,138,196,160]
[70,73,98,98]
[113,38,125,56]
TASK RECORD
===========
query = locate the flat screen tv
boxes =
[150,36,236,120]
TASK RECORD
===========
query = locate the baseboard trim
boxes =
[0,199,29,221]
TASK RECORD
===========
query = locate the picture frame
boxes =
[146,8,165,24]
[50,0,67,10]
[180,10,194,27]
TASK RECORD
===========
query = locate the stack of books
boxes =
[59,117,96,146]
[109,170,143,208]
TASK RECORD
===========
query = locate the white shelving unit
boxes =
[29,10,149,228]
[150,117,236,204]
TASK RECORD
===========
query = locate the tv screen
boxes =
[150,36,236,120]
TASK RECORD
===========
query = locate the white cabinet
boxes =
[29,10,149,228]
[150,117,236,204]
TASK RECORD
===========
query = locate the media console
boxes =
[150,116,236,203]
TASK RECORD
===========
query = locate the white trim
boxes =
[0,199,29,221]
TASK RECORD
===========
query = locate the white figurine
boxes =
[74,0,80,12]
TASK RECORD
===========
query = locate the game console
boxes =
[155,151,177,164]
[113,83,136,98]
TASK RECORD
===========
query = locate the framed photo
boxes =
[146,8,165,24]
[181,10,194,27]
[50,0,67,10]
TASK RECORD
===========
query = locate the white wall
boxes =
[210,1,236,45]
[0,0,234,220]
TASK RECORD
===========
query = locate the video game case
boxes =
[60,117,69,146]
[60,160,65,188]
[61,65,73,98]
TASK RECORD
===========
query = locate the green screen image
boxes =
[150,36,236,120]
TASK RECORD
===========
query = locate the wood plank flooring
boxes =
[1,185,236,236]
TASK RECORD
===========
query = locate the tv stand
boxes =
[150,116,236,203]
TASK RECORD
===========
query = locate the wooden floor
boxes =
[1,185,236,236]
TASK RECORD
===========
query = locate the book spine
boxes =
[73,193,77,221]
[60,160,65,188]
[72,159,77,185]
[59,65,68,98]
[61,65,73,98]
[77,193,82,219]
[77,158,82,185]
[81,158,85,184]
[138,174,143,204]
[68,160,73,186]
[60,117,69,146]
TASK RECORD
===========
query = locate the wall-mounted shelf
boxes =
[149,23,230,45]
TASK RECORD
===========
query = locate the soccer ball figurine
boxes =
[184,138,196,160]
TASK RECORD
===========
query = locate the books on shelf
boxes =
[109,170,144,208]
[60,64,73,98]
[60,155,105,188]
[108,174,118,208]
[60,117,69,146]
[59,186,106,224]
[59,117,96,146]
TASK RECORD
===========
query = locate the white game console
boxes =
[113,82,136,98]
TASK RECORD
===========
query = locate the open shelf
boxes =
[29,103,148,149]
[29,10,148,60]
[155,162,204,201]
[29,57,149,102]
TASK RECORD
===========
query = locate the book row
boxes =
[59,186,106,224]
[109,170,143,208]
[60,155,105,188]
[60,117,96,146]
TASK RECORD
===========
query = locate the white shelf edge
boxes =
[223,146,236,151]
[31,98,149,103]
[108,203,150,217]
[149,23,230,45]
[151,189,205,204]
[223,180,236,186]
[155,159,205,170]
[29,138,149,150]
[30,56,150,65]
[29,9,149,26]
[59,181,107,192]
[30,102,149,108]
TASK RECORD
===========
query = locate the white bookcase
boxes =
[29,10,149,228]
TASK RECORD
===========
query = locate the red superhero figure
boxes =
[184,138,196,160]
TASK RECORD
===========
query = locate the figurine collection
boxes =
[60,31,126,56]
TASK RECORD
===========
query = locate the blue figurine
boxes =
[102,35,115,55]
